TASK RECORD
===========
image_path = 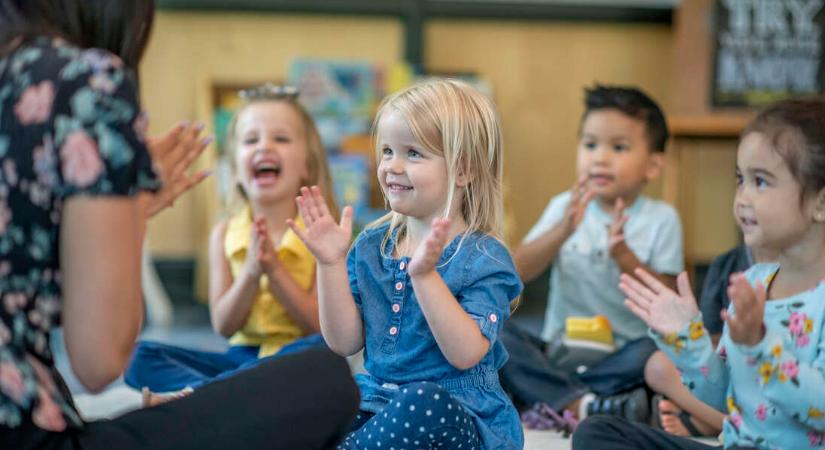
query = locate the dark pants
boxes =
[2,348,359,450]
[124,333,327,392]
[573,416,746,450]
[499,323,657,411]
[337,382,480,450]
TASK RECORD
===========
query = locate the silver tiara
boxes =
[238,83,299,100]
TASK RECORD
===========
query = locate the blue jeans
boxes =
[499,323,657,412]
[124,333,327,392]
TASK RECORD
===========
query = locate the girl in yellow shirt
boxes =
[125,84,337,395]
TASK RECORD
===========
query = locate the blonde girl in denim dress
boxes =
[289,78,524,449]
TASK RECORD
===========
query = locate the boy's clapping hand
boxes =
[561,175,597,235]
[619,268,698,336]
[607,198,629,256]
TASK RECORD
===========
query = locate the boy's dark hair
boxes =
[583,84,669,153]
[0,0,155,71]
[743,98,825,200]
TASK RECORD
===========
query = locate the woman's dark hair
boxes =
[743,97,825,200]
[0,0,155,70]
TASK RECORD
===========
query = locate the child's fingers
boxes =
[633,268,668,295]
[286,218,310,244]
[300,186,321,222]
[675,272,693,299]
[339,205,353,231]
[721,308,743,335]
[624,299,651,324]
[432,217,450,236]
[620,281,653,309]
[257,240,267,261]
[572,175,586,195]
[254,216,265,232]
[753,282,767,305]
[612,197,625,219]
[309,186,332,218]
[619,273,659,305]
[727,274,755,311]
[576,190,597,217]
[608,234,624,249]
[298,187,319,222]
[294,195,312,226]
[427,225,449,254]
[573,190,596,223]
[721,309,744,340]
[613,214,629,231]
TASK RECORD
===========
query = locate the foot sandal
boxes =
[676,410,704,437]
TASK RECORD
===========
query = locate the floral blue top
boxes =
[653,263,825,449]
[0,37,158,432]
[347,224,524,450]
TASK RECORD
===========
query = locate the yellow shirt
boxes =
[224,207,315,357]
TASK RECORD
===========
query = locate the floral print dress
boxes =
[0,37,158,432]
[654,263,825,449]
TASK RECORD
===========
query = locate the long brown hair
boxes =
[0,0,155,71]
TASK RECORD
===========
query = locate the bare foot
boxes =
[659,399,717,437]
[142,386,193,408]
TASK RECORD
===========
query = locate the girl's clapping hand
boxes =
[408,218,450,277]
[722,273,767,346]
[289,186,353,266]
[620,269,699,336]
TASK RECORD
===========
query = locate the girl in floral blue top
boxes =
[289,79,524,449]
[0,1,358,449]
[574,98,825,450]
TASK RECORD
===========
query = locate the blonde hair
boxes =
[224,97,338,220]
[369,78,505,253]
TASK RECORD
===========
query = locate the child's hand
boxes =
[253,218,279,277]
[242,219,265,279]
[408,218,450,277]
[607,198,629,257]
[561,175,596,235]
[722,273,767,346]
[620,269,699,336]
[289,186,353,266]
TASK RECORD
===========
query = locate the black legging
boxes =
[574,416,758,450]
[2,347,359,450]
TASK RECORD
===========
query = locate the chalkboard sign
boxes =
[712,0,825,107]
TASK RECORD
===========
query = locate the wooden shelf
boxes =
[669,113,753,139]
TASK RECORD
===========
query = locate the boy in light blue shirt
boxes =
[501,85,683,425]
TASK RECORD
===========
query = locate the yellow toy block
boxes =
[565,315,614,346]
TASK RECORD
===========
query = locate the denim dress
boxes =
[347,224,524,450]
